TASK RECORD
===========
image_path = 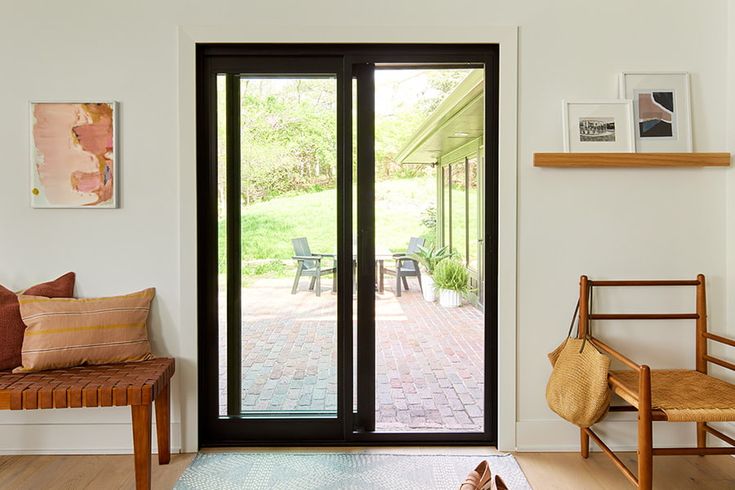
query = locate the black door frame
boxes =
[196,44,499,446]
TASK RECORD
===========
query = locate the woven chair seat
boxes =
[611,369,735,422]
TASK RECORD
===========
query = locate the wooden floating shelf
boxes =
[534,152,731,168]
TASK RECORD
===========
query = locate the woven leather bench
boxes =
[0,357,175,490]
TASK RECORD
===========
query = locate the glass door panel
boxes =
[372,67,485,433]
[238,75,338,417]
[210,55,346,442]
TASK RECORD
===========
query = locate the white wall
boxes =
[0,0,731,453]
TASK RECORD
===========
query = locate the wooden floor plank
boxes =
[515,451,735,490]
[0,454,193,490]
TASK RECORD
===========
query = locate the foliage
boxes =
[219,177,438,277]
[432,259,470,296]
[217,70,478,207]
[239,78,337,204]
[410,244,453,275]
[420,206,437,240]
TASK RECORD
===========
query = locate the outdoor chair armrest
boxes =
[292,255,322,261]
[313,253,337,258]
[392,252,407,258]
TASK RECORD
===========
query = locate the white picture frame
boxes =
[562,99,635,152]
[29,101,118,208]
[618,72,692,152]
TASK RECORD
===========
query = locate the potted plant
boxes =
[411,244,452,302]
[432,259,470,308]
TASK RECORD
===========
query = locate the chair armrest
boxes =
[314,253,336,258]
[588,337,642,371]
[292,255,321,261]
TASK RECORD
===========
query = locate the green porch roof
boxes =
[396,69,484,165]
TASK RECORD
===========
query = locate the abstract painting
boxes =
[30,102,117,208]
[619,72,691,152]
[636,90,675,138]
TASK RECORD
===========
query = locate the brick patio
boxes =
[219,276,484,432]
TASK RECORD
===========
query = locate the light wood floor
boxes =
[0,448,733,489]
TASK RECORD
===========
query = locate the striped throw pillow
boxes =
[14,288,155,373]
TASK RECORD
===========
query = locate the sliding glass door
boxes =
[197,45,498,445]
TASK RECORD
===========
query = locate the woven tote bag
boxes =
[546,301,612,428]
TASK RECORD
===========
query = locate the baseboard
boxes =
[0,422,181,455]
[516,419,735,452]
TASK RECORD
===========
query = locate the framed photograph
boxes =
[30,101,118,208]
[619,72,692,152]
[562,99,635,152]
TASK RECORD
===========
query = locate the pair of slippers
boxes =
[459,460,508,490]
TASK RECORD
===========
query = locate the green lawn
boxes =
[218,176,438,279]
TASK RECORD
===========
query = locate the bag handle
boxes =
[578,284,596,353]
[564,283,599,354]
[566,300,580,339]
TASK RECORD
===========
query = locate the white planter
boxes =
[422,274,436,302]
[438,289,462,308]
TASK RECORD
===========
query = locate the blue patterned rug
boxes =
[174,452,531,490]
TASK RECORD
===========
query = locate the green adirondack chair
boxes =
[291,237,336,296]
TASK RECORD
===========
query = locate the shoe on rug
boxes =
[459,460,492,490]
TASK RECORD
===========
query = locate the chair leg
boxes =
[580,428,589,459]
[315,265,321,297]
[638,366,653,490]
[131,403,152,490]
[155,382,171,465]
[402,276,409,290]
[416,269,423,293]
[332,270,337,293]
[396,270,402,297]
[309,276,317,291]
[697,422,707,454]
[291,263,303,294]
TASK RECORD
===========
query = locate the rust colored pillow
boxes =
[0,272,76,371]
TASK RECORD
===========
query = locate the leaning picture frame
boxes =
[619,72,692,152]
[562,99,635,152]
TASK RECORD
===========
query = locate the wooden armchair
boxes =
[578,274,735,490]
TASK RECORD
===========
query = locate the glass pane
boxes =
[353,77,358,414]
[443,167,451,249]
[238,75,338,416]
[217,74,228,416]
[467,158,479,272]
[373,68,484,432]
[451,160,467,263]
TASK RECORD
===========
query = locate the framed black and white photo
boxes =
[619,72,692,152]
[562,100,635,152]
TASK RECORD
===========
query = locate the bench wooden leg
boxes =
[155,382,171,465]
[131,403,152,490]
[580,428,589,458]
